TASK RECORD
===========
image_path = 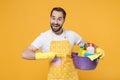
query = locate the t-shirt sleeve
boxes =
[31,33,44,50]
[73,32,82,45]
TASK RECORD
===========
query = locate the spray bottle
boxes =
[86,43,95,54]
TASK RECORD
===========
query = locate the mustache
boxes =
[52,23,60,26]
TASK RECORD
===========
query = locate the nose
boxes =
[54,20,58,24]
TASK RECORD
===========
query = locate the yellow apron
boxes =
[48,40,79,80]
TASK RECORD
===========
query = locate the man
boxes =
[22,7,86,80]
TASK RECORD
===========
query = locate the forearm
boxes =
[22,49,56,60]
[79,39,87,46]
[22,49,35,60]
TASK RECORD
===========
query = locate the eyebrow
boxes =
[51,16,62,19]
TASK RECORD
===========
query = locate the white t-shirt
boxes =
[31,29,82,52]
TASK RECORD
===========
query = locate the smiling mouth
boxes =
[53,27,59,30]
[52,24,60,29]
[53,24,59,27]
[51,23,62,32]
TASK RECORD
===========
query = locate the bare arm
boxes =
[22,45,38,60]
[78,39,87,46]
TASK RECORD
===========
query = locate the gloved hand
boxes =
[96,48,105,59]
[87,48,105,61]
[35,52,56,60]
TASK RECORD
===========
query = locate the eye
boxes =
[52,17,56,20]
[58,18,62,21]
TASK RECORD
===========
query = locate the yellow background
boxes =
[0,0,120,80]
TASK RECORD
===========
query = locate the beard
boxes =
[50,23,62,32]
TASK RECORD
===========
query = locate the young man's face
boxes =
[50,10,65,32]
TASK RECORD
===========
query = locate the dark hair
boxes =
[50,7,66,19]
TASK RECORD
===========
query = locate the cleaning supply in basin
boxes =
[87,43,95,54]
[78,46,84,56]
[84,52,94,57]
[81,50,87,56]
[72,42,105,70]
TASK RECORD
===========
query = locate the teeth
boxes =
[54,26,58,27]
